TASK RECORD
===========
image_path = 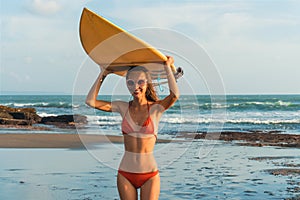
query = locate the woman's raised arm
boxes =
[85,70,120,112]
[158,56,180,110]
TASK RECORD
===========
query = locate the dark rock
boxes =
[265,168,300,176]
[0,105,88,129]
[0,111,13,119]
[0,105,41,125]
[192,131,300,148]
[0,105,36,114]
[0,118,31,125]
[40,114,87,128]
[10,112,26,119]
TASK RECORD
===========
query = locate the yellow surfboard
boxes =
[79,8,179,79]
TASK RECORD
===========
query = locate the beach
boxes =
[0,133,176,148]
[1,94,300,199]
[0,130,299,200]
[0,137,299,200]
[0,130,299,149]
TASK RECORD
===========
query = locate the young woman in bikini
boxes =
[85,56,179,200]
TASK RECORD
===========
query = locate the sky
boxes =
[1,0,300,95]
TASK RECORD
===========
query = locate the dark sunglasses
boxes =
[126,79,147,87]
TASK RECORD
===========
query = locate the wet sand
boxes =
[0,133,173,148]
[0,131,299,199]
[1,142,299,199]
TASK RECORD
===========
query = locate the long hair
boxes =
[126,66,159,102]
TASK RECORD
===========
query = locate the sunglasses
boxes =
[126,79,147,87]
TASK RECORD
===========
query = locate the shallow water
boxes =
[0,141,299,199]
[159,141,300,200]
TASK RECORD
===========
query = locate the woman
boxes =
[85,56,179,200]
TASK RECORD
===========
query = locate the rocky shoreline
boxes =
[0,105,87,128]
[179,131,300,148]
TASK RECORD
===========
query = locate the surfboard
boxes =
[79,8,180,79]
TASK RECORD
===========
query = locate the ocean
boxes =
[0,94,299,136]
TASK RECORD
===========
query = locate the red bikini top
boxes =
[122,102,156,138]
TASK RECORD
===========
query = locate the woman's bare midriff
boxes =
[119,134,158,173]
[123,134,156,153]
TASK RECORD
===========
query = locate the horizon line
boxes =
[1,91,299,96]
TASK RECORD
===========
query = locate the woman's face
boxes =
[126,71,148,99]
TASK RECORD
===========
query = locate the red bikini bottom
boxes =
[118,170,159,189]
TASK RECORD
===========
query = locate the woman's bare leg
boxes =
[140,173,160,200]
[117,173,138,200]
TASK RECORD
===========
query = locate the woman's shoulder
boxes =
[111,100,129,113]
[149,100,165,112]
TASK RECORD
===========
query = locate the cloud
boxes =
[25,0,89,16]
[2,13,79,56]
[9,72,31,83]
[24,56,33,64]
[28,0,62,15]
[103,1,299,43]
